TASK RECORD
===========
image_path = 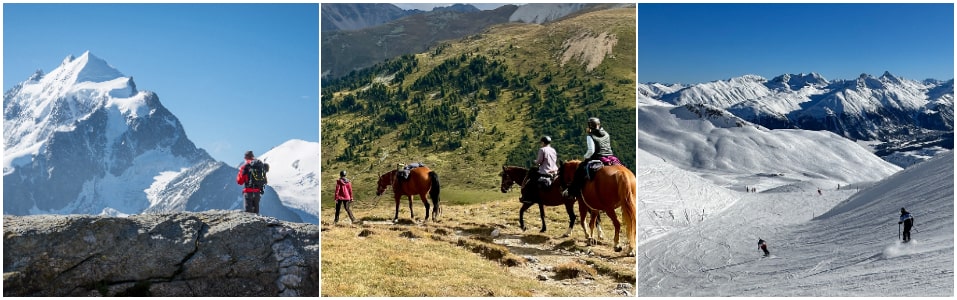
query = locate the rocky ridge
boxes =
[3,211,318,296]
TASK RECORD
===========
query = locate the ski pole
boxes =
[898,223,901,240]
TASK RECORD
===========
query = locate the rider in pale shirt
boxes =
[523,136,558,203]
[537,136,558,177]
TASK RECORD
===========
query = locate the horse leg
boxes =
[538,203,547,233]
[421,193,431,222]
[562,201,575,238]
[596,213,605,240]
[587,213,600,246]
[578,200,591,241]
[518,202,533,231]
[407,195,415,221]
[604,209,623,252]
[393,195,401,223]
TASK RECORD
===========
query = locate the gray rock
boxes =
[3,211,318,296]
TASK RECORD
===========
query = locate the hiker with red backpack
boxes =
[236,150,269,214]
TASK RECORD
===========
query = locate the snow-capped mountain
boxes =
[259,139,319,223]
[643,72,954,166]
[646,72,953,140]
[3,52,302,222]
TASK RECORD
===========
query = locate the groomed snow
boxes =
[638,152,953,296]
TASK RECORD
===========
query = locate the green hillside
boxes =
[321,8,635,203]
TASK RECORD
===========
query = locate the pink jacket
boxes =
[335,178,353,201]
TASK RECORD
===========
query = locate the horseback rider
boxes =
[522,136,558,204]
[563,117,617,199]
[535,136,559,188]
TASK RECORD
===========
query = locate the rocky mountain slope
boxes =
[320,3,419,32]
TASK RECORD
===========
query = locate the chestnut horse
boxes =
[561,160,636,255]
[376,167,441,223]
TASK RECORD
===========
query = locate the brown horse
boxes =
[376,167,441,223]
[561,160,636,256]
[500,165,601,238]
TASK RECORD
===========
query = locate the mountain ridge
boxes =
[4,52,304,222]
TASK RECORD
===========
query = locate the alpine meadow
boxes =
[320,6,637,297]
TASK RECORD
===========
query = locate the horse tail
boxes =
[618,170,637,253]
[428,171,441,208]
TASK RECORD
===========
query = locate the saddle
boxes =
[398,162,425,180]
[586,155,623,180]
[536,172,558,190]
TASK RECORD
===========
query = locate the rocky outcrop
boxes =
[3,211,318,296]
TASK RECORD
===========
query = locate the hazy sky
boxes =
[3,3,319,165]
[638,3,955,84]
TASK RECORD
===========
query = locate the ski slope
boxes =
[638,151,954,296]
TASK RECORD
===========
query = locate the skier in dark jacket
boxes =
[899,208,914,242]
[758,239,770,256]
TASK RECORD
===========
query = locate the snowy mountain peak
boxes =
[27,69,44,82]
[880,70,903,84]
[4,53,305,222]
[61,54,75,65]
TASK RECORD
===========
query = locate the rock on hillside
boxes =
[3,211,318,296]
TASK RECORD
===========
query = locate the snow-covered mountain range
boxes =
[640,72,953,166]
[637,84,952,295]
[3,52,316,223]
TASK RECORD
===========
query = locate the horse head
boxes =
[376,171,393,196]
[499,166,515,193]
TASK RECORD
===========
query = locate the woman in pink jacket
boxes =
[334,170,357,224]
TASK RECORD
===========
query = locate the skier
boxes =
[899,208,914,242]
[758,238,770,257]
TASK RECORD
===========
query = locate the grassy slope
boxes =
[321,198,636,296]
[321,8,636,209]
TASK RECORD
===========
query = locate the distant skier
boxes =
[758,238,770,257]
[817,188,822,195]
[899,208,914,242]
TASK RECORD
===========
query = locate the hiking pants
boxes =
[335,200,356,223]
[244,192,261,214]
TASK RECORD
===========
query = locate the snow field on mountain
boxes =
[637,148,739,245]
[638,102,901,187]
[638,152,953,296]
[259,139,320,221]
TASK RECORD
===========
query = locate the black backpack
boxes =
[244,159,269,189]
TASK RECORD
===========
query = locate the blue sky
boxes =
[638,3,955,84]
[3,3,319,165]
